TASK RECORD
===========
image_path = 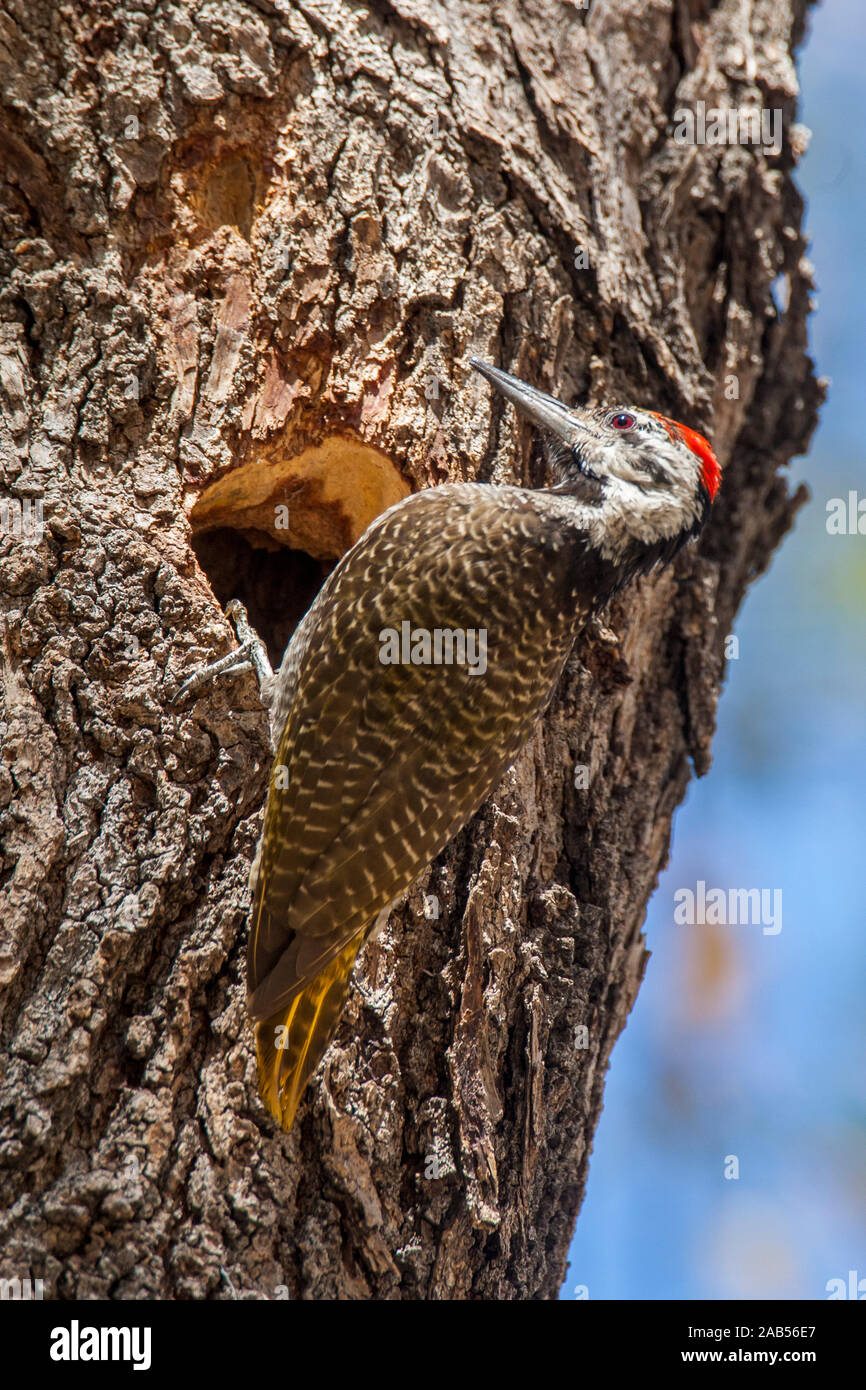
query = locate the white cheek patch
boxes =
[588,473,703,560]
[598,440,650,487]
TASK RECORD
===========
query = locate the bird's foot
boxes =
[173,599,275,705]
[588,614,620,648]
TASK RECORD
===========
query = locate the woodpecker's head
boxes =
[471,359,721,567]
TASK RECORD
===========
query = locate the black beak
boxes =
[470,358,582,448]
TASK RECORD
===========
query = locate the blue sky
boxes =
[565,0,866,1300]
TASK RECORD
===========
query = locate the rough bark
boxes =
[0,0,821,1299]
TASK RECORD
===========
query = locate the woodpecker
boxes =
[245,359,721,1131]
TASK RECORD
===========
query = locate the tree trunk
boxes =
[0,0,820,1299]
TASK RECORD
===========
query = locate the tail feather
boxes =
[254,930,366,1131]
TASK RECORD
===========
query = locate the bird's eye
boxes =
[609,412,636,430]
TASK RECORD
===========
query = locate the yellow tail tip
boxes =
[252,931,365,1132]
[255,1025,303,1131]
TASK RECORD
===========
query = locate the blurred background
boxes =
[566,0,866,1300]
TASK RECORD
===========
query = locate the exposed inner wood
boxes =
[189,436,410,560]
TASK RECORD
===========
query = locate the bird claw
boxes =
[225,599,275,692]
[172,600,274,705]
[589,615,620,648]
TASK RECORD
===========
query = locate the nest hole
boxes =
[192,529,332,670]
